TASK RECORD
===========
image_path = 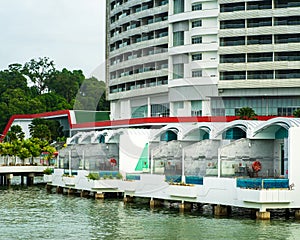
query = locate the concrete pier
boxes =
[80,190,90,198]
[123,196,134,203]
[95,193,105,199]
[214,205,230,217]
[295,210,300,220]
[256,211,270,220]
[179,201,192,212]
[150,198,162,208]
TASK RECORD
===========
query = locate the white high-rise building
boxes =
[215,0,300,117]
[106,0,300,119]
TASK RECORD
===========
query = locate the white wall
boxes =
[119,129,151,173]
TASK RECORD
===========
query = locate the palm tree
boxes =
[293,109,300,118]
[236,107,257,120]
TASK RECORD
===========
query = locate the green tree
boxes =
[74,77,109,111]
[18,147,31,165]
[236,107,257,120]
[23,138,42,165]
[22,57,56,94]
[47,68,85,103]
[6,125,25,142]
[293,109,300,117]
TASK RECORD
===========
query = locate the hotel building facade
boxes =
[106,0,300,119]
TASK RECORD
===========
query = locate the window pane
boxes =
[192,20,202,28]
[173,31,184,46]
[192,53,202,61]
[192,36,202,44]
[173,64,184,79]
[192,70,202,77]
[174,0,184,14]
[192,3,202,11]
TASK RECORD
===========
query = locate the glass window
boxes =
[275,34,300,44]
[192,3,202,11]
[174,0,184,14]
[247,0,272,10]
[173,31,184,46]
[247,35,272,45]
[131,105,148,118]
[247,70,273,79]
[192,36,202,44]
[220,54,245,63]
[275,16,300,26]
[220,71,246,80]
[192,20,202,28]
[191,100,202,116]
[173,64,184,79]
[221,2,245,12]
[274,0,300,8]
[192,70,202,77]
[275,51,300,61]
[151,103,170,117]
[192,53,202,61]
[247,18,272,28]
[247,52,273,62]
[220,37,245,46]
[220,20,245,29]
[276,70,300,79]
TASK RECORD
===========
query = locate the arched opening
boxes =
[98,135,105,143]
[160,128,178,142]
[223,127,246,140]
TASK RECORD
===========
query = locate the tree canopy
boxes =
[236,107,257,120]
[0,57,110,133]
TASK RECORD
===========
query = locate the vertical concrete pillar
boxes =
[214,205,230,217]
[46,184,52,193]
[123,195,134,203]
[80,190,90,198]
[150,198,162,208]
[67,188,75,195]
[56,186,63,194]
[256,211,270,220]
[21,175,24,185]
[6,174,13,187]
[179,201,192,212]
[27,173,35,186]
[295,210,300,220]
[95,192,105,199]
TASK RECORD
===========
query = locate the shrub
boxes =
[87,172,100,180]
[43,168,53,175]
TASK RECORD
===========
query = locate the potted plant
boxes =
[43,167,53,183]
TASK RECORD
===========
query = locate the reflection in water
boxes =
[0,186,299,240]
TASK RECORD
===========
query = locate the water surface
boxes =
[0,185,299,240]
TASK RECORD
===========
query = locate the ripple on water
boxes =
[0,186,299,240]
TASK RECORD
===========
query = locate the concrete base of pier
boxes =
[81,190,90,198]
[56,186,63,194]
[179,202,192,212]
[214,205,230,217]
[95,193,105,199]
[123,196,134,203]
[256,211,270,220]
[295,210,300,220]
[150,199,162,208]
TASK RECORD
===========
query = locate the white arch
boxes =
[252,117,300,138]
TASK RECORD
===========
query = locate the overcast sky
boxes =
[0,0,106,79]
